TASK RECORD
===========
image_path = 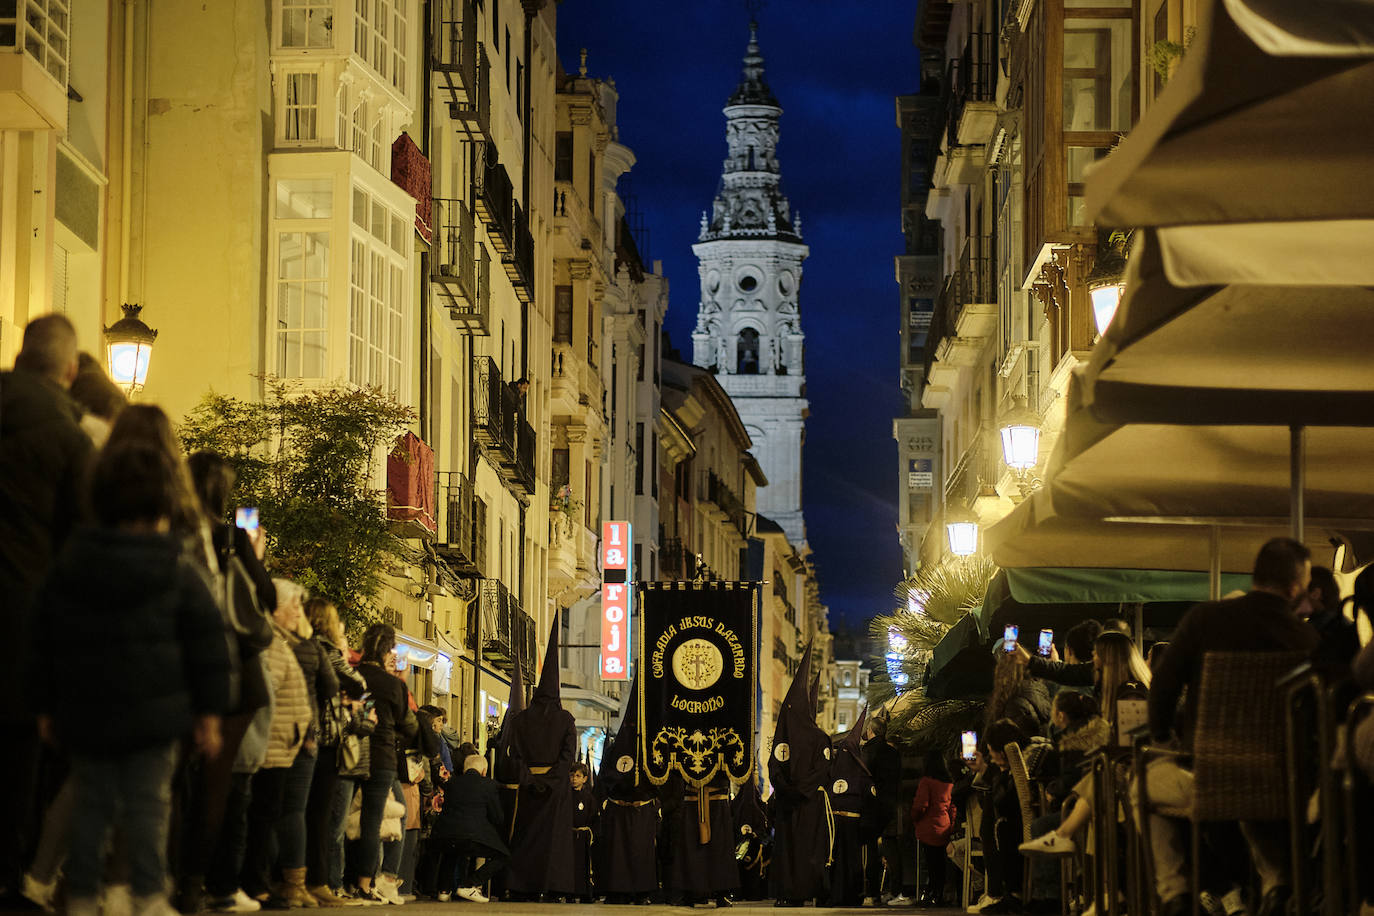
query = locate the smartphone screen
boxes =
[235,506,260,532]
[961,730,978,761]
[1038,629,1054,658]
[1003,624,1019,652]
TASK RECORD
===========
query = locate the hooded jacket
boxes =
[35,527,231,754]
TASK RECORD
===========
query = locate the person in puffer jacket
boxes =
[239,582,313,905]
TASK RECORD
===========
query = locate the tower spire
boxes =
[729,20,778,107]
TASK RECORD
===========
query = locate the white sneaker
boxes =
[886,895,913,907]
[1018,830,1077,856]
[132,893,181,916]
[968,894,999,913]
[21,873,56,911]
[372,877,405,906]
[436,892,452,902]
[455,887,488,903]
[862,898,879,907]
[103,884,135,916]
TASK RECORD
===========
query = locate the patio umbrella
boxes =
[1083,0,1374,285]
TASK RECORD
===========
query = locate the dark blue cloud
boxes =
[558,2,918,631]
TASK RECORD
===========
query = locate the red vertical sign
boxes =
[601,521,632,680]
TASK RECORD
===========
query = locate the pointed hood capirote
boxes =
[598,676,650,800]
[829,704,873,806]
[492,648,527,785]
[510,620,576,770]
[769,642,831,800]
[808,673,820,721]
[533,616,561,705]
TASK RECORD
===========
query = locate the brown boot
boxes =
[305,884,346,908]
[276,868,318,908]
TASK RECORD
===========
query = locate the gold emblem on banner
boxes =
[672,638,724,690]
[649,726,747,779]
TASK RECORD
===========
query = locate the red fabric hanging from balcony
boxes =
[387,431,436,534]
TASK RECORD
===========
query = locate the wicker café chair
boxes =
[1006,742,1041,905]
[1135,652,1306,916]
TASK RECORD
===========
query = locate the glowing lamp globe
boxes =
[1089,281,1124,336]
[998,402,1042,472]
[104,304,158,395]
[946,506,979,558]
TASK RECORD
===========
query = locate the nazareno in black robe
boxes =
[663,771,738,900]
[595,678,660,897]
[570,784,597,897]
[487,653,526,900]
[503,622,577,896]
[827,707,875,907]
[731,778,770,900]
[768,643,833,904]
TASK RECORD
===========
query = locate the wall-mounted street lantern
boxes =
[998,399,1041,472]
[945,504,979,558]
[1087,231,1129,336]
[103,303,158,395]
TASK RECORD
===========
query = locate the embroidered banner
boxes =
[637,581,758,788]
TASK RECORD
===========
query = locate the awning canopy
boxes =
[1078,232,1374,426]
[1084,0,1374,232]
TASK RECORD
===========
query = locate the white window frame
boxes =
[282,70,321,143]
[279,0,334,49]
[274,229,331,380]
[348,185,409,395]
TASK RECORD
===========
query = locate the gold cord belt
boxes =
[833,810,861,818]
[685,792,729,802]
[610,798,656,808]
[527,765,552,775]
[820,788,835,867]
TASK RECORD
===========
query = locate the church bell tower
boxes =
[691,22,810,547]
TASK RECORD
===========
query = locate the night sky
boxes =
[557,2,920,636]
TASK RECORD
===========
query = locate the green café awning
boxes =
[1001,567,1250,607]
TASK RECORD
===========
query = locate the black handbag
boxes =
[220,533,274,652]
[337,708,373,779]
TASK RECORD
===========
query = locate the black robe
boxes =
[596,760,659,895]
[503,700,576,895]
[827,739,877,906]
[768,646,832,903]
[571,784,597,897]
[663,773,738,899]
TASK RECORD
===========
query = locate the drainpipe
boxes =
[120,0,135,305]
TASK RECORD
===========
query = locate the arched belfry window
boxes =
[737,328,760,375]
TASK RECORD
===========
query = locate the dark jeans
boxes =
[355,772,403,880]
[328,777,357,889]
[430,838,506,892]
[982,803,1024,900]
[0,720,41,894]
[206,773,252,897]
[242,765,288,896]
[67,744,179,899]
[919,841,949,902]
[864,834,901,897]
[180,712,252,882]
[305,747,339,887]
[276,748,316,870]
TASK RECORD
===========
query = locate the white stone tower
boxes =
[692,22,809,547]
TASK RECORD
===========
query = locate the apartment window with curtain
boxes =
[280,0,333,48]
[283,72,320,141]
[349,186,409,394]
[1063,0,1131,226]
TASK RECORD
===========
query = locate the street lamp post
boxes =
[103,303,158,396]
